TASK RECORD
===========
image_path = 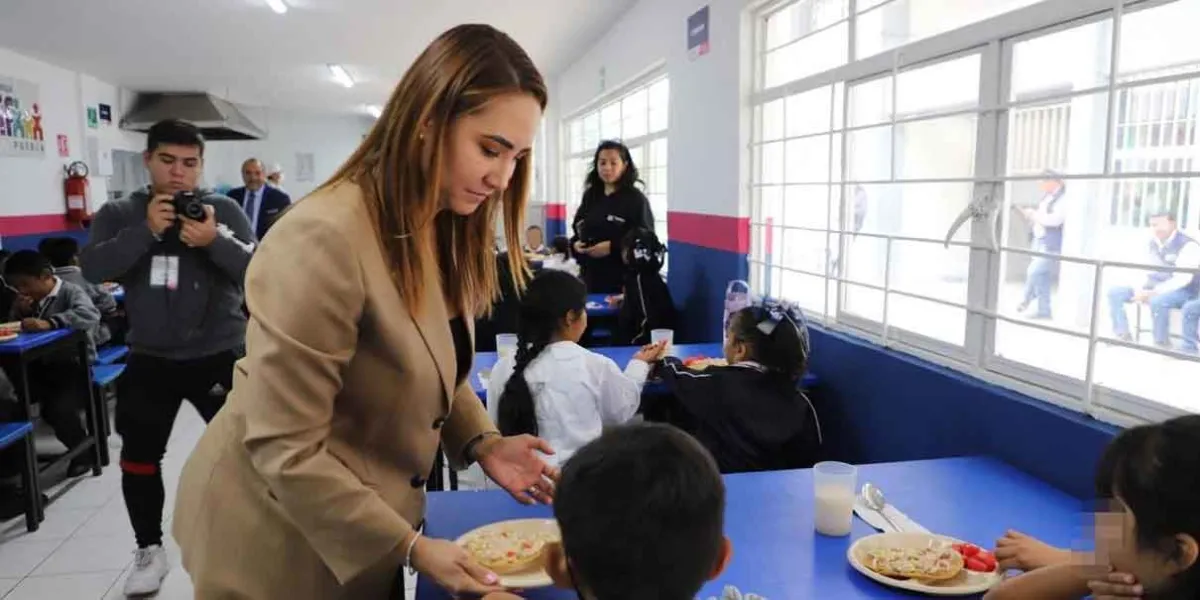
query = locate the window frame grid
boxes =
[748,0,1200,425]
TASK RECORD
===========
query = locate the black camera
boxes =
[172,191,208,222]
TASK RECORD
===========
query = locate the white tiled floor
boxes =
[0,404,421,599]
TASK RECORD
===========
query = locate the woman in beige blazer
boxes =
[173,25,556,599]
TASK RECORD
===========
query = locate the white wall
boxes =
[552,0,750,220]
[201,107,372,201]
[0,46,143,219]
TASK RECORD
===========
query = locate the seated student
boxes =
[613,227,676,346]
[484,422,734,600]
[487,270,665,468]
[984,414,1200,600]
[4,250,101,477]
[541,236,580,277]
[523,224,549,255]
[39,236,118,346]
[659,299,822,474]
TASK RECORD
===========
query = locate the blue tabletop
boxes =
[584,293,618,318]
[472,343,818,400]
[0,329,75,355]
[416,456,1085,599]
[111,285,125,303]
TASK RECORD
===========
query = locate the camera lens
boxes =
[184,202,205,220]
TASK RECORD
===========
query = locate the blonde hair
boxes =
[320,24,546,315]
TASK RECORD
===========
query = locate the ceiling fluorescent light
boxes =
[329,64,355,88]
[366,105,382,119]
[263,0,288,14]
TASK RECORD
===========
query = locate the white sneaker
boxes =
[123,545,170,597]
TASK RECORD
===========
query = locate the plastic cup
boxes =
[650,329,674,354]
[813,461,858,537]
[496,334,518,361]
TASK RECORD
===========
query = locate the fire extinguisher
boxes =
[64,160,91,224]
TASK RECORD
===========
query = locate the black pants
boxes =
[116,350,236,548]
[28,362,89,455]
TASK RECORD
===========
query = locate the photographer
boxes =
[79,119,256,597]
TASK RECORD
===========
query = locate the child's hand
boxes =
[633,341,668,363]
[606,294,624,307]
[994,529,1072,572]
[15,295,34,314]
[482,594,524,600]
[20,318,52,332]
[1088,571,1143,599]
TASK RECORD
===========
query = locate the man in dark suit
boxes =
[227,158,291,240]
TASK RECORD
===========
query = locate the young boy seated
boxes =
[484,422,734,600]
[4,250,101,476]
[39,236,119,346]
[523,224,549,255]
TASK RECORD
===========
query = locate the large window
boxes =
[750,0,1200,423]
[563,75,670,252]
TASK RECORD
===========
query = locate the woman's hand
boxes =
[477,435,559,505]
[573,241,588,255]
[1087,571,1143,599]
[994,529,1072,572]
[409,536,505,596]
[634,341,668,363]
[587,241,612,258]
[605,294,624,307]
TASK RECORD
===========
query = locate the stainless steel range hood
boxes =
[121,93,265,141]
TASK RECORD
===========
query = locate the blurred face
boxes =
[10,274,54,301]
[439,92,541,216]
[722,320,750,364]
[242,160,266,190]
[1039,179,1062,195]
[596,149,626,186]
[1150,215,1177,242]
[526,227,544,249]
[1097,497,1199,595]
[144,144,203,194]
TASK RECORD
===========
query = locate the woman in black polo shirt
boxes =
[571,140,655,294]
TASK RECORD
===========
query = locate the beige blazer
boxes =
[173,182,497,598]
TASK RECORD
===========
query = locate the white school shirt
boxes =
[487,341,650,468]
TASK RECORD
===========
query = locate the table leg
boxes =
[21,433,42,531]
[78,337,104,474]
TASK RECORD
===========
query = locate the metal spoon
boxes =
[862,483,902,533]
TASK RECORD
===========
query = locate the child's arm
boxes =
[658,357,721,417]
[984,562,1125,600]
[482,593,524,600]
[593,353,651,425]
[994,529,1072,572]
[47,285,101,333]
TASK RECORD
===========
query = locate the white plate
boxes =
[456,519,560,589]
[848,532,1002,596]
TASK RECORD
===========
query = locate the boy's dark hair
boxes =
[38,237,79,268]
[146,119,205,157]
[497,269,587,437]
[551,235,570,256]
[3,250,53,280]
[729,304,811,385]
[1096,414,1200,599]
[555,423,726,600]
[527,224,543,232]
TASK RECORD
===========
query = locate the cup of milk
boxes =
[813,461,857,537]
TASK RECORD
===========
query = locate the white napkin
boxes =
[706,585,766,600]
[854,495,929,533]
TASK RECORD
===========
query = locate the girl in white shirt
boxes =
[487,270,665,468]
[540,236,580,277]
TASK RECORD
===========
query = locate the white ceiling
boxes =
[0,0,635,116]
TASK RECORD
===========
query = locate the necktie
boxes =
[244,189,258,221]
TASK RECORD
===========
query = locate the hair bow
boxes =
[751,296,812,355]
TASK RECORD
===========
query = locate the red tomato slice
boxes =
[959,543,981,558]
[965,557,989,572]
[977,551,997,571]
